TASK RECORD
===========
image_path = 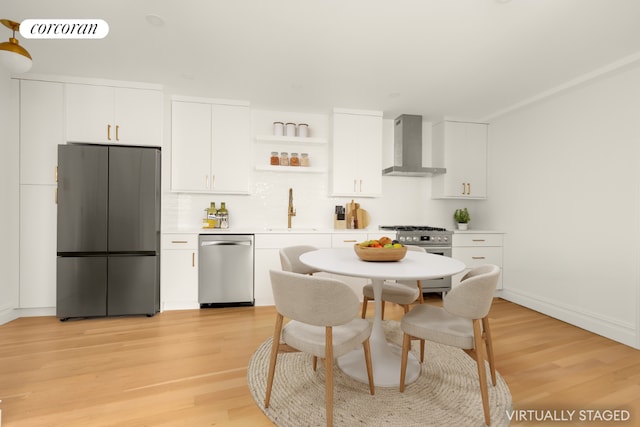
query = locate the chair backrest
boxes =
[443,264,500,320]
[279,245,319,274]
[269,269,359,327]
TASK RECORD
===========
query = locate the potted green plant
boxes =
[454,208,470,230]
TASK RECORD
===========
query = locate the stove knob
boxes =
[412,236,419,242]
[398,236,405,242]
[443,236,448,242]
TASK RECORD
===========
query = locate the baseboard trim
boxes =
[0,307,19,326]
[16,307,56,318]
[500,289,638,349]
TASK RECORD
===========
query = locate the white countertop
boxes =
[162,227,384,234]
[453,229,504,234]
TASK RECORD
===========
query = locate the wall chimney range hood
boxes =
[382,114,446,177]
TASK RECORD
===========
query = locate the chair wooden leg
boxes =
[325,326,334,427]
[420,339,425,363]
[399,333,412,392]
[362,338,375,395]
[265,313,284,408]
[361,296,370,319]
[402,304,410,314]
[473,319,491,426]
[313,356,318,371]
[381,300,386,320]
[482,316,497,386]
[417,280,424,304]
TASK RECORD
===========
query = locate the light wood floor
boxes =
[1,297,638,426]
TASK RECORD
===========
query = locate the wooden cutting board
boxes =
[357,208,370,229]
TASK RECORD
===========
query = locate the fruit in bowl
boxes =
[354,236,407,262]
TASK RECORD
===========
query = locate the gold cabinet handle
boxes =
[115,125,120,141]
[359,179,363,192]
[171,240,188,244]
[472,256,486,260]
[54,166,58,183]
[462,182,466,195]
[472,239,486,242]
[205,175,209,188]
[192,252,195,267]
[107,124,111,141]
[55,188,58,204]
[211,175,215,189]
[467,183,471,195]
[343,239,358,243]
[353,179,357,192]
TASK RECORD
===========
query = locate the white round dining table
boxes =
[300,247,466,387]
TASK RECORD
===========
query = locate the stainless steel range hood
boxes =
[382,114,446,176]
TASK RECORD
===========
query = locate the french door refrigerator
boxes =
[56,144,161,320]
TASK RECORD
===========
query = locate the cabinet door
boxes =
[331,112,382,197]
[161,250,198,309]
[20,184,57,308]
[20,80,64,185]
[65,83,114,143]
[114,88,162,146]
[332,113,359,195]
[433,121,487,199]
[170,101,212,192]
[210,104,251,194]
[356,114,383,196]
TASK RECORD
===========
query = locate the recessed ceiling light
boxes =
[145,14,165,27]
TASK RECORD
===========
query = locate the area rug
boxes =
[248,320,512,426]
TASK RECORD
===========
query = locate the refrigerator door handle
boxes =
[200,240,252,247]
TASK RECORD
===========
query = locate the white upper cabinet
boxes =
[331,109,383,197]
[65,83,162,146]
[170,98,251,194]
[20,79,64,185]
[432,120,488,199]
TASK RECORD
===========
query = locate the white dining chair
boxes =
[265,269,375,427]
[361,245,426,319]
[279,245,320,275]
[399,264,500,426]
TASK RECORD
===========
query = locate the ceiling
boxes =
[6,0,640,121]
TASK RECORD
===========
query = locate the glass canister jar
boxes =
[270,151,280,165]
[290,152,300,166]
[300,153,309,166]
[280,152,289,166]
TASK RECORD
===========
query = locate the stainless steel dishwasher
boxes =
[198,234,255,307]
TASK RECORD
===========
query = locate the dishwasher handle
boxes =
[201,240,252,247]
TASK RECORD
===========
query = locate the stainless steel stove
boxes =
[379,225,452,246]
[379,225,453,294]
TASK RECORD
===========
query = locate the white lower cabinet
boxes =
[451,232,504,289]
[19,185,57,308]
[254,233,332,306]
[161,234,199,310]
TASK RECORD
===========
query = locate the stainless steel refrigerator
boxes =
[56,144,161,320]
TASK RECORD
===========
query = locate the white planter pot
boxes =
[457,223,468,230]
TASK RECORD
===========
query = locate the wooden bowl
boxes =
[354,244,407,262]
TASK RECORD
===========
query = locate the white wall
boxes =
[0,71,20,324]
[480,63,640,349]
